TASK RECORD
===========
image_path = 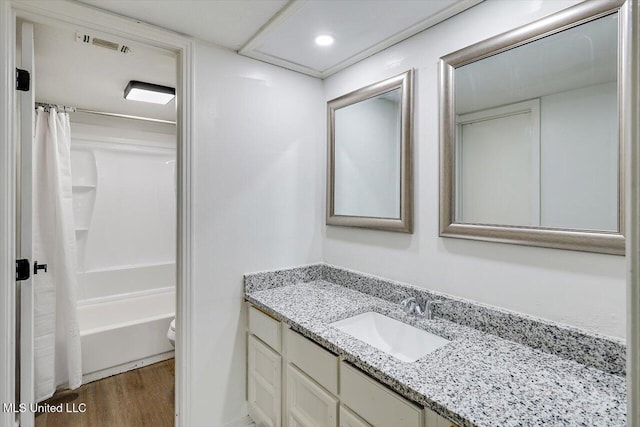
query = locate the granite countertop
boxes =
[245,280,626,427]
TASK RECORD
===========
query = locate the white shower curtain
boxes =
[33,107,82,401]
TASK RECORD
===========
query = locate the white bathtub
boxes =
[78,290,175,382]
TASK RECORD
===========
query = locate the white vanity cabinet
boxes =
[246,303,457,427]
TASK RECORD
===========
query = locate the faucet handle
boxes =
[400,296,417,314]
[426,299,443,319]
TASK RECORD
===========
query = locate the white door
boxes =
[457,100,540,227]
[18,21,35,427]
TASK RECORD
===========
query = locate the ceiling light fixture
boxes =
[315,34,335,47]
[124,80,175,104]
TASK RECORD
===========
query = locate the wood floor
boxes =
[35,359,175,427]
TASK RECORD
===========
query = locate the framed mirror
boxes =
[439,0,630,255]
[327,70,414,233]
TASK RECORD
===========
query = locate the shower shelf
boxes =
[72,184,97,190]
[75,228,89,232]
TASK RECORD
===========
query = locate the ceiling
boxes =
[76,0,288,51]
[77,0,482,78]
[32,0,483,120]
[33,22,177,121]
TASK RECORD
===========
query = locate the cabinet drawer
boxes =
[248,334,282,427]
[286,329,339,395]
[340,362,422,427]
[287,364,338,427]
[249,304,281,352]
[340,405,371,427]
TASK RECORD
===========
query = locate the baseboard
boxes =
[81,351,175,384]
[223,414,255,427]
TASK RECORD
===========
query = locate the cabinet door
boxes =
[340,405,371,427]
[287,364,338,427]
[424,408,457,427]
[248,335,282,427]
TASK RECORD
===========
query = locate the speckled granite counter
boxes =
[245,277,626,427]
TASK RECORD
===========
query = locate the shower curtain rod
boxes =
[35,102,176,125]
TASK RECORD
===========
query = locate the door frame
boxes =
[0,1,194,426]
[627,1,640,425]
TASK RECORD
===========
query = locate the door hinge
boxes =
[16,259,30,281]
[16,68,30,91]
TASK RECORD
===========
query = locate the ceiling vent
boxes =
[76,33,132,54]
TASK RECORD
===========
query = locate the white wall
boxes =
[191,41,324,426]
[323,0,626,339]
[541,81,618,231]
[334,96,400,218]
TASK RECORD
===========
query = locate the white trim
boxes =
[4,2,195,426]
[18,21,35,427]
[81,352,174,385]
[626,0,640,424]
[0,2,17,427]
[239,0,484,79]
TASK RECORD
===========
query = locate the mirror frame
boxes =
[327,69,414,233]
[439,0,630,255]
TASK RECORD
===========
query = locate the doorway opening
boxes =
[7,2,193,426]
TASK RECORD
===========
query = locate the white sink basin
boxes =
[330,312,450,362]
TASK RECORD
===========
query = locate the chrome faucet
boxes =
[400,296,443,320]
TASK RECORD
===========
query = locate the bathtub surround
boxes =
[245,264,626,376]
[244,275,627,426]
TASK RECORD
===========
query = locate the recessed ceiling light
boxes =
[315,34,335,47]
[124,80,175,104]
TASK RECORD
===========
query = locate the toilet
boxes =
[167,318,176,347]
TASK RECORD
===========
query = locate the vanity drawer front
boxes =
[340,362,422,427]
[249,304,281,352]
[286,329,339,395]
[340,405,372,427]
[287,364,338,427]
[248,334,282,427]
